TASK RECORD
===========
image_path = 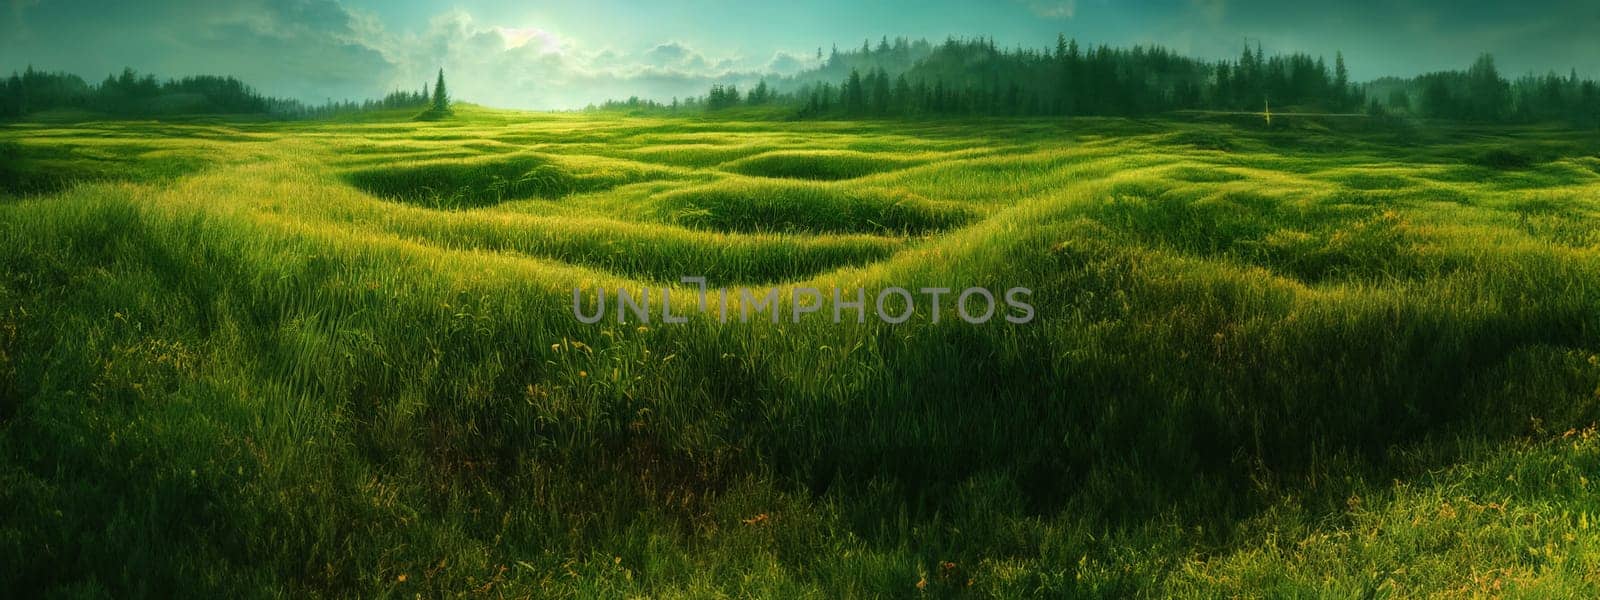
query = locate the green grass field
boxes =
[4,106,1600,597]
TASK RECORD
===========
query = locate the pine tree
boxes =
[1333,52,1350,110]
[749,80,770,105]
[844,69,866,114]
[864,69,885,114]
[1466,53,1510,121]
[432,69,450,113]
[893,74,912,113]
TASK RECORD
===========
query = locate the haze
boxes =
[4,0,1598,109]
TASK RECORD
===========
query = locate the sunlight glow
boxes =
[495,26,562,53]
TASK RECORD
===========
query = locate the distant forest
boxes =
[7,34,1600,127]
[600,36,1600,128]
[0,66,435,120]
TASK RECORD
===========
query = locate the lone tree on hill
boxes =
[432,68,449,112]
[415,68,454,120]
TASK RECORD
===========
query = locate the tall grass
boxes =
[3,106,1600,596]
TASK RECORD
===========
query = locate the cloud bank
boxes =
[4,0,1598,109]
[0,0,817,109]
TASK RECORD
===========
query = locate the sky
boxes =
[4,0,1600,110]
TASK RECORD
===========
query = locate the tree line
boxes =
[630,37,1361,119]
[0,66,437,120]
[1367,55,1600,127]
[642,35,1600,128]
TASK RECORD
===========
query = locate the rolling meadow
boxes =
[4,106,1600,596]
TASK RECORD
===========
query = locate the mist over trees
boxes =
[1365,55,1600,127]
[621,37,1365,119]
[0,66,434,120]
[794,37,936,89]
[7,36,1599,128]
[616,35,1600,128]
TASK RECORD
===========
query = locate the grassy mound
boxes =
[722,150,921,180]
[1087,185,1443,284]
[1166,165,1245,183]
[0,140,207,197]
[1472,148,1537,170]
[1330,171,1414,190]
[625,143,771,168]
[412,107,455,122]
[342,153,574,209]
[1167,129,1237,151]
[325,203,904,285]
[654,179,976,234]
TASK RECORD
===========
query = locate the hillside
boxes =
[3,108,1600,595]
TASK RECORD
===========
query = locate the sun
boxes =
[495,26,561,53]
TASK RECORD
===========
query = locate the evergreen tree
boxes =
[870,69,891,115]
[1466,54,1509,121]
[1333,52,1350,110]
[432,69,450,113]
[844,69,866,114]
[1387,88,1411,113]
[748,80,771,105]
[892,74,912,113]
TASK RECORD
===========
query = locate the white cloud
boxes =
[315,8,794,109]
[764,51,814,75]
[642,42,708,69]
[365,16,796,109]
[495,26,561,53]
[3,1,812,109]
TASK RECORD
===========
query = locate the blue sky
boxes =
[5,0,1600,109]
